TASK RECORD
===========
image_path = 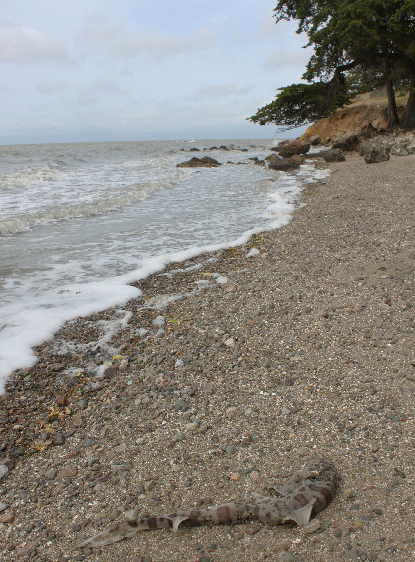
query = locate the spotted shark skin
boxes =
[77,458,339,548]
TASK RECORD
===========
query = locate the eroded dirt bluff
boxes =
[301,90,409,144]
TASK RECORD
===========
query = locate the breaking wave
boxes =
[0,160,191,236]
[0,165,63,190]
[0,174,189,236]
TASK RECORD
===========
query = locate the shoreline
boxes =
[1,153,415,562]
[0,139,308,385]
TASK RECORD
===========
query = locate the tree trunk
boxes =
[327,60,360,111]
[402,87,415,129]
[385,79,400,129]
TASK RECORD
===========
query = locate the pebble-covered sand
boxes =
[1,153,415,562]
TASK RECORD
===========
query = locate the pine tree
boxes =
[251,1,415,130]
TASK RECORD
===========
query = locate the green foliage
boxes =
[345,69,385,97]
[274,0,415,82]
[252,0,415,129]
[249,82,348,129]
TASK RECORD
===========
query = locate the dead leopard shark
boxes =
[77,458,338,548]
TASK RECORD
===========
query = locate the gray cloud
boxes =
[257,10,278,38]
[78,15,217,61]
[262,48,312,72]
[72,78,129,107]
[0,21,72,64]
[194,83,254,99]
[92,79,128,97]
[36,81,70,94]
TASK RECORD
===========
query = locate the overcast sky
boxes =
[0,0,312,144]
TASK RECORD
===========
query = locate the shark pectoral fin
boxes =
[284,499,316,526]
[76,520,144,548]
[171,515,190,533]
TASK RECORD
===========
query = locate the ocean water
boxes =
[0,139,329,391]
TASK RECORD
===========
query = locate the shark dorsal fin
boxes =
[283,499,316,526]
[171,515,190,533]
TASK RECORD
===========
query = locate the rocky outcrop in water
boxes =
[177,157,221,168]
[275,139,310,158]
[265,154,303,171]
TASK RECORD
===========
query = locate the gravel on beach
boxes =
[1,153,415,562]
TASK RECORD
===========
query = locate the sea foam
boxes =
[0,140,330,393]
[0,206,296,392]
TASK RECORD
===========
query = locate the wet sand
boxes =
[1,153,415,562]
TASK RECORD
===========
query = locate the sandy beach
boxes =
[1,153,415,562]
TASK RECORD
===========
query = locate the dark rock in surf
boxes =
[266,154,302,171]
[276,139,311,158]
[249,156,266,166]
[176,157,221,168]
